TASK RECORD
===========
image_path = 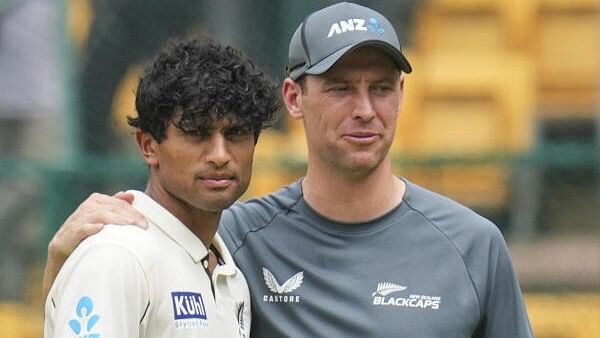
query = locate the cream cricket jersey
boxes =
[45,191,251,338]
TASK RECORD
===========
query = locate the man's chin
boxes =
[199,190,246,212]
[339,154,385,172]
[198,200,237,213]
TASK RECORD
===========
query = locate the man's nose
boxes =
[352,90,376,121]
[206,134,230,167]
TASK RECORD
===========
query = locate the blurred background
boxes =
[0,0,599,336]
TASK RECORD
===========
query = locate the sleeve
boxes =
[45,242,150,338]
[475,231,534,338]
[219,202,258,252]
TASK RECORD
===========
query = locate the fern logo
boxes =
[236,301,249,338]
[372,282,407,297]
[262,268,303,303]
[372,281,442,310]
[68,296,100,338]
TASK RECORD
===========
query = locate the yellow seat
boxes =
[244,130,303,199]
[531,0,600,119]
[413,0,531,54]
[0,303,42,338]
[393,52,535,209]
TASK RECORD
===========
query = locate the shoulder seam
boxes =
[231,192,303,258]
[78,239,153,308]
[402,198,484,319]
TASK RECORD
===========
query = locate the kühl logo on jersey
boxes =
[171,292,207,320]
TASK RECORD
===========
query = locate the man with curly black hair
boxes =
[43,3,533,338]
[44,37,280,338]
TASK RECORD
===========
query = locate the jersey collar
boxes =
[127,190,236,276]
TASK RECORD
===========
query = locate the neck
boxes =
[145,183,220,249]
[302,158,405,223]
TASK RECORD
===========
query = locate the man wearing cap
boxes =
[43,2,533,337]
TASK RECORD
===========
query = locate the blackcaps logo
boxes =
[372,282,407,297]
[372,282,442,310]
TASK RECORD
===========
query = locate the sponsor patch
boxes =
[68,296,100,337]
[372,282,442,310]
[327,17,384,38]
[262,268,303,304]
[171,291,208,329]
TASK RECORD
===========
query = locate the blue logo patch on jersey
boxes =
[171,292,207,320]
[69,296,100,337]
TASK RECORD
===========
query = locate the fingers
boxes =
[74,192,148,228]
[49,192,148,259]
[110,192,147,226]
[74,222,105,238]
[49,222,103,259]
[45,191,150,294]
[113,191,135,204]
[71,207,147,229]
[43,222,105,298]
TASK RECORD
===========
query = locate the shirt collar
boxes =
[211,232,236,276]
[128,190,237,276]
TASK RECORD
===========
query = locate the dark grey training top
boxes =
[219,179,533,338]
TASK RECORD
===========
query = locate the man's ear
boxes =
[398,75,405,102]
[400,75,405,91]
[135,130,159,167]
[282,78,304,120]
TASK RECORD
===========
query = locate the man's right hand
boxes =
[43,191,148,299]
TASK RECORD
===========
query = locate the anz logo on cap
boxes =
[327,17,384,38]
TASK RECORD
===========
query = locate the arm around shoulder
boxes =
[45,240,150,338]
[42,191,147,298]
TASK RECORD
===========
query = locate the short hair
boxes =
[129,37,281,142]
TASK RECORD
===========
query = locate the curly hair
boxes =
[128,37,281,142]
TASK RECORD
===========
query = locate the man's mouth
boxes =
[198,173,235,188]
[343,131,381,144]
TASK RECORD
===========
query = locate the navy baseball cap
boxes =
[286,2,412,81]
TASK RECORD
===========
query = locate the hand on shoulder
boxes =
[48,191,147,258]
[43,191,147,299]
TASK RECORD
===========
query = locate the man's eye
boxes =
[372,84,393,92]
[228,128,243,135]
[187,132,210,141]
[327,86,349,92]
[226,127,252,139]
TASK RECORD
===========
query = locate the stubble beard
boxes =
[325,142,391,179]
